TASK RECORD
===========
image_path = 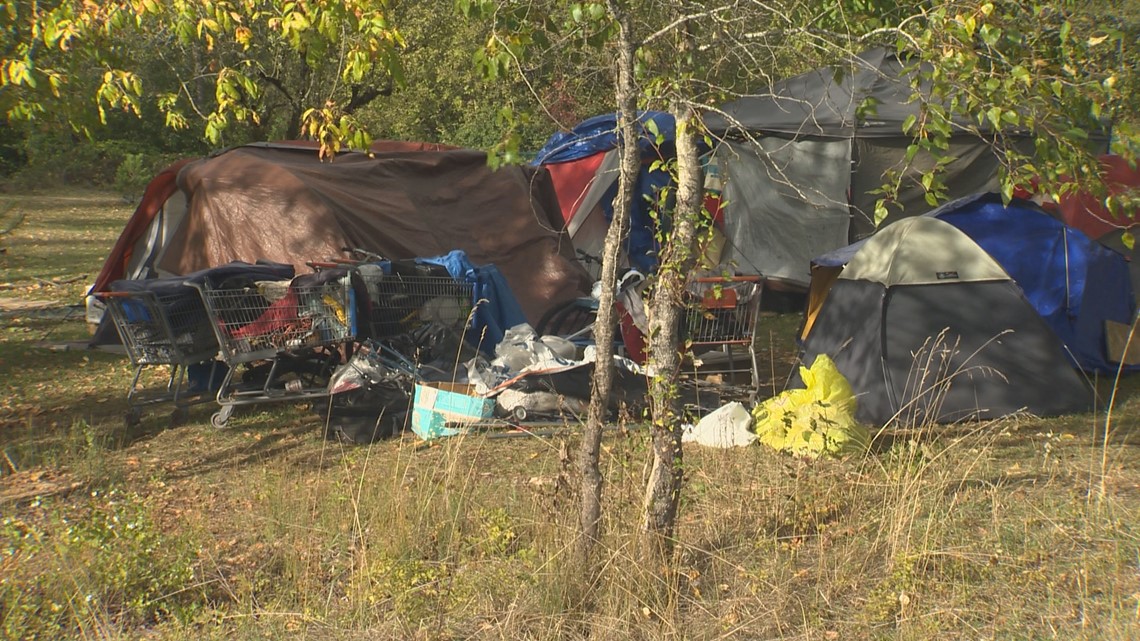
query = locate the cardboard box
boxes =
[411,382,494,440]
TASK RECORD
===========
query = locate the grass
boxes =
[2,190,1140,639]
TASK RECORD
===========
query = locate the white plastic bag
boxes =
[682,402,756,448]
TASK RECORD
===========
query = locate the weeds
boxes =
[0,490,203,640]
[2,191,1140,639]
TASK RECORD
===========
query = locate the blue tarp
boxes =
[415,251,527,352]
[532,111,676,165]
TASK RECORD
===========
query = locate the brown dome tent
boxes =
[93,141,590,325]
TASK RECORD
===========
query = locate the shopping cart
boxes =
[188,272,357,428]
[96,288,222,427]
[357,263,477,363]
[683,275,764,399]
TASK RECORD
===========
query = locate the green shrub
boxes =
[113,153,155,197]
[0,489,203,639]
[9,135,183,191]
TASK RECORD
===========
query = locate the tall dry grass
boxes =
[3,188,1139,639]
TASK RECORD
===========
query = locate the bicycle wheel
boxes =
[535,298,596,340]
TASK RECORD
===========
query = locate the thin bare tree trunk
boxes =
[577,0,640,563]
[642,97,703,558]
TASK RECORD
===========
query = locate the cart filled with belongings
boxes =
[188,264,363,429]
[681,274,765,401]
[320,250,529,443]
[97,262,295,428]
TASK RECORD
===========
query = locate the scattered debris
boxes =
[682,402,756,448]
[751,354,869,458]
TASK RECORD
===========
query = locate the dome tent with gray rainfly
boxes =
[799,216,1093,426]
[701,47,1041,287]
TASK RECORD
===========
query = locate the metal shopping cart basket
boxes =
[96,288,222,427]
[188,272,357,428]
[357,263,477,362]
[683,275,764,399]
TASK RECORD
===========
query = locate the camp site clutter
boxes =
[90,49,1140,450]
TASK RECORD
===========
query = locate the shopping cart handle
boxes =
[691,274,763,284]
[307,260,352,270]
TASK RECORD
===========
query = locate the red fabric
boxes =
[92,159,194,292]
[1056,155,1140,239]
[229,290,301,339]
[703,193,725,228]
[544,153,608,223]
[617,301,648,365]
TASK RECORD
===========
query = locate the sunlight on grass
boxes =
[2,191,1140,639]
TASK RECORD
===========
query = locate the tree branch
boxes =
[257,70,295,103]
[344,81,393,114]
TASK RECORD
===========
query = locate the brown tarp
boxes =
[120,144,588,325]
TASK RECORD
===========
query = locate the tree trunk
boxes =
[641,97,703,558]
[577,0,639,564]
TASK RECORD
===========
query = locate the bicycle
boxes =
[538,253,766,397]
[535,251,648,360]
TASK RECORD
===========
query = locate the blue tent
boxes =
[533,111,676,165]
[930,195,1136,373]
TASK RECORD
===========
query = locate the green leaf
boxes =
[902,114,917,134]
[874,200,889,226]
[979,24,999,47]
[1010,65,1030,86]
[963,15,976,37]
[645,117,660,139]
[1122,230,1135,251]
[985,106,1002,130]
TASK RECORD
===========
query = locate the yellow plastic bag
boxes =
[751,354,869,458]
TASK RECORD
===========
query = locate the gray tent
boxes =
[703,48,1022,285]
[799,216,1093,426]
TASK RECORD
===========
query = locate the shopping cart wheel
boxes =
[169,407,190,428]
[211,405,234,429]
[124,409,142,429]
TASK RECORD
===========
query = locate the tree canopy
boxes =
[2,0,1136,177]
